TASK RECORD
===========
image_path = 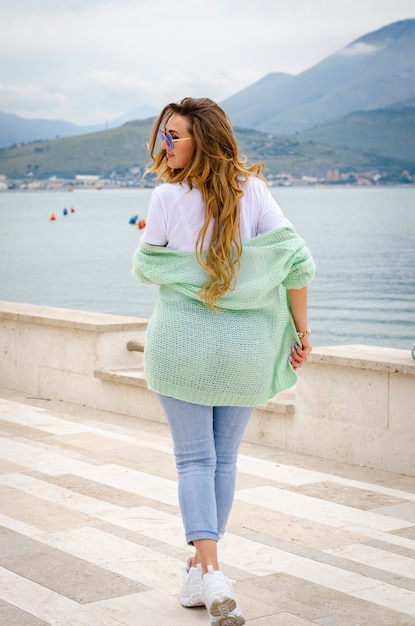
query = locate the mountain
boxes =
[218,72,293,126]
[107,105,159,128]
[2,19,413,148]
[1,18,414,184]
[0,120,153,180]
[300,106,415,163]
[0,115,413,183]
[0,111,88,148]
[0,106,158,148]
[220,19,415,135]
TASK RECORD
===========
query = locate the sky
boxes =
[0,0,413,127]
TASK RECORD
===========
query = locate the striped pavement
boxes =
[0,388,415,626]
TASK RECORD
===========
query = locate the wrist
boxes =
[297,329,311,340]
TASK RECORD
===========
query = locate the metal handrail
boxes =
[127,338,415,360]
[127,341,145,352]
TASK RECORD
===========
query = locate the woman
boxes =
[133,97,315,626]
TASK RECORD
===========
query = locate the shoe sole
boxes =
[209,598,245,626]
[181,598,205,607]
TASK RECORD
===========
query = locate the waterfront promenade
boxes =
[1,387,415,626]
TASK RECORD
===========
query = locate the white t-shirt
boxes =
[143,176,292,251]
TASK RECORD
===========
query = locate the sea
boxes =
[0,186,414,350]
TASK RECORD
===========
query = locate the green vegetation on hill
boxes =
[1,21,414,184]
[0,113,413,183]
[0,119,152,179]
[234,126,413,179]
[300,107,415,164]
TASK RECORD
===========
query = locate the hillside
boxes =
[0,120,153,180]
[0,111,87,148]
[221,19,415,135]
[2,19,414,150]
[219,73,294,127]
[0,115,413,183]
[299,107,415,163]
[0,106,159,149]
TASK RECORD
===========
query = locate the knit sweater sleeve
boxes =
[132,227,315,405]
[281,241,316,289]
[132,227,315,304]
[132,242,206,291]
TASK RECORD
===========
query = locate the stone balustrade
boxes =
[1,301,414,476]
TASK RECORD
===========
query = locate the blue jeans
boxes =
[158,394,254,545]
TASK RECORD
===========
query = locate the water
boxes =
[0,186,414,349]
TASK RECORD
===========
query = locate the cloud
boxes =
[83,70,146,95]
[0,83,67,118]
[0,0,413,124]
[338,42,379,57]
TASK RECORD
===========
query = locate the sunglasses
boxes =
[158,129,192,151]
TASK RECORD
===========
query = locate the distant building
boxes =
[75,175,101,185]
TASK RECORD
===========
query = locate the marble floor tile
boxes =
[0,599,50,626]
[237,454,325,486]
[353,582,415,617]
[0,404,99,435]
[37,525,185,593]
[325,543,415,578]
[230,500,365,549]
[372,501,415,523]
[0,457,29,473]
[0,418,52,442]
[1,534,145,603]
[391,525,415,540]
[1,399,173,454]
[47,432,141,453]
[0,436,100,476]
[286,480,406,510]
[249,616,316,626]
[0,566,135,626]
[236,485,414,533]
[0,472,123,516]
[90,590,208,626]
[240,573,415,625]
[44,474,148,508]
[75,463,178,506]
[0,487,97,532]
[97,505,185,546]
[238,452,415,503]
[0,512,43,538]
[1,393,415,625]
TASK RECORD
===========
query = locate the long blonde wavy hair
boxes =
[145,97,264,309]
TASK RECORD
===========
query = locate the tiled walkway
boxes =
[1,388,415,626]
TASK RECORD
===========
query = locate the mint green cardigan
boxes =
[132,227,315,406]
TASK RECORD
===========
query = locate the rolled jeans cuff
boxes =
[186,530,221,545]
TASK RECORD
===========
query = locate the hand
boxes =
[289,336,312,370]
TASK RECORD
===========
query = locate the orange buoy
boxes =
[70,207,75,213]
[50,213,56,221]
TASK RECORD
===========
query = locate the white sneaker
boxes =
[180,555,204,607]
[202,565,245,626]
